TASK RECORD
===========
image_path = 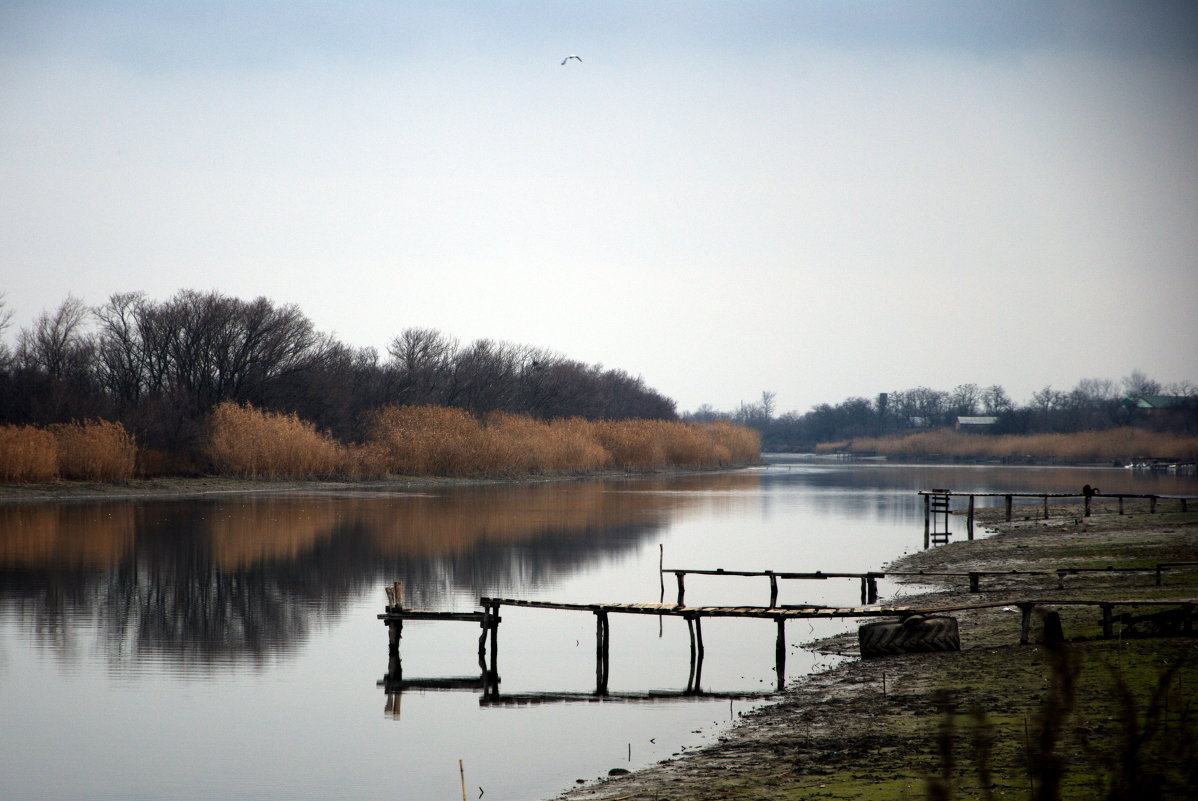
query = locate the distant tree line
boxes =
[0,291,677,465]
[686,375,1198,451]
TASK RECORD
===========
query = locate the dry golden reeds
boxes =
[206,401,346,478]
[843,427,1198,463]
[0,424,58,483]
[50,420,137,481]
[360,405,758,478]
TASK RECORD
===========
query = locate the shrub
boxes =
[50,420,137,481]
[0,425,58,483]
[206,401,345,478]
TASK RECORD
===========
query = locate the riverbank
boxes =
[0,465,749,503]
[556,505,1198,800]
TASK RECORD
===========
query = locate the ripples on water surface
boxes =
[2,459,1195,800]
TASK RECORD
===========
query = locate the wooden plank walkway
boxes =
[381,592,1198,700]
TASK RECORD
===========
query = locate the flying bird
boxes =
[561,54,582,65]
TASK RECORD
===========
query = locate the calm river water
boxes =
[3,458,1196,801]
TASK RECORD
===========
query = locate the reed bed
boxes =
[355,405,759,478]
[49,420,138,481]
[206,401,347,478]
[0,424,58,483]
[835,427,1198,463]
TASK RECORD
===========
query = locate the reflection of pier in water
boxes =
[378,580,922,708]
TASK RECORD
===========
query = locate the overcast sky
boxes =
[2,1,1196,415]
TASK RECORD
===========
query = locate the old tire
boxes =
[858,615,960,659]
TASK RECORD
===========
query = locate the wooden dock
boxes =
[380,589,1198,700]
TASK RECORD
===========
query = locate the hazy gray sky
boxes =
[2,1,1196,414]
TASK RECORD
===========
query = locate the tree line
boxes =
[0,291,677,466]
[687,375,1198,451]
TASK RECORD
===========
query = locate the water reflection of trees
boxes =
[0,476,755,667]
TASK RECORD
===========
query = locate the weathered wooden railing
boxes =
[662,568,885,607]
[664,562,1198,604]
[918,489,1198,546]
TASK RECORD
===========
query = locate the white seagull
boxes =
[561,54,582,65]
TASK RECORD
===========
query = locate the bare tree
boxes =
[17,295,92,379]
[1122,370,1161,399]
[979,385,1013,415]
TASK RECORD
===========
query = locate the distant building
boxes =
[1123,395,1188,411]
[956,416,998,432]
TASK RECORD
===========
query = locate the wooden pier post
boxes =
[923,494,931,549]
[1042,494,1049,520]
[685,615,705,693]
[1119,495,1125,515]
[768,572,779,608]
[774,618,786,692]
[386,581,404,656]
[967,495,976,540]
[485,602,501,693]
[1004,495,1013,522]
[676,572,686,606]
[595,611,610,695]
[969,572,981,593]
[1019,603,1035,645]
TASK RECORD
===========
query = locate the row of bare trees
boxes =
[689,375,1198,450]
[0,292,677,463]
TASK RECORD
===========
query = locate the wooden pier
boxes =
[380,589,1198,701]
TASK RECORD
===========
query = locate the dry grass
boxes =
[51,420,137,481]
[360,405,758,478]
[206,401,347,479]
[839,427,1198,463]
[0,424,59,483]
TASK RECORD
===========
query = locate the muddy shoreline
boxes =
[554,504,1198,800]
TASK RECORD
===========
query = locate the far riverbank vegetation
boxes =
[689,375,1197,464]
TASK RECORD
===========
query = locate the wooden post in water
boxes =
[485,601,501,693]
[386,581,404,656]
[774,617,786,692]
[1004,495,1013,522]
[685,614,705,693]
[924,493,934,550]
[595,611,610,695]
[1119,495,1125,515]
[676,572,686,606]
[1042,495,1049,520]
[768,572,779,608]
[967,495,976,540]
